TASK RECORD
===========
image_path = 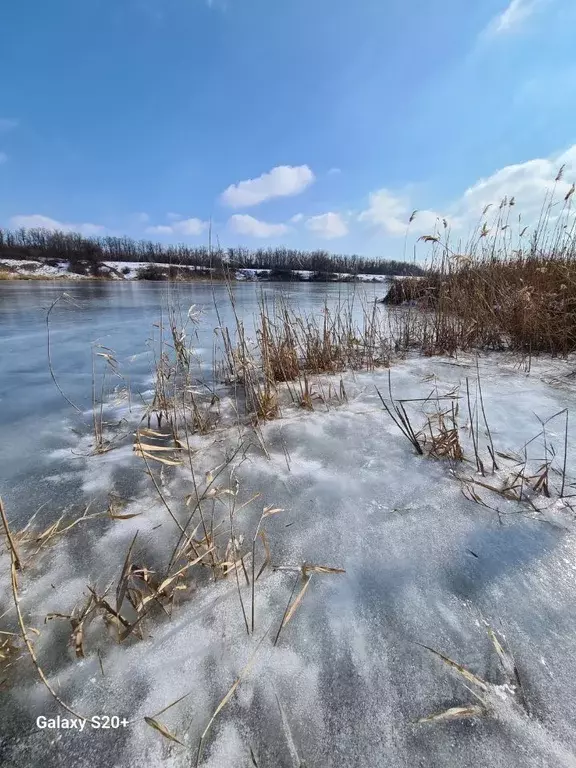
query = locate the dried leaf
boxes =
[302,564,345,575]
[116,532,138,614]
[282,575,312,628]
[488,628,515,678]
[174,438,195,452]
[144,717,184,746]
[255,530,271,582]
[137,428,167,438]
[73,624,85,659]
[203,487,235,499]
[487,627,526,710]
[419,644,488,691]
[134,449,182,466]
[418,705,484,723]
[45,613,72,623]
[133,443,182,452]
[137,548,214,612]
[108,511,142,520]
[262,506,284,518]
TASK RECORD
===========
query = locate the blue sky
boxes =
[1,0,576,259]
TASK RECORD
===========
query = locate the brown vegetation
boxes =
[383,179,576,357]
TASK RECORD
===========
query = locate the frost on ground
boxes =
[2,354,576,767]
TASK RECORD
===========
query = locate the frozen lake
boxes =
[0,279,385,521]
[2,280,576,768]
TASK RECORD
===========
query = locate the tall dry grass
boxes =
[385,174,576,357]
[221,291,391,421]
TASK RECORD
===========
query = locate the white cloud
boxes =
[327,167,342,176]
[221,165,315,208]
[145,225,173,235]
[305,212,349,239]
[487,0,544,35]
[290,213,304,223]
[0,118,18,133]
[175,218,208,236]
[0,152,7,165]
[359,190,444,236]
[145,217,208,237]
[228,214,290,238]
[453,145,576,225]
[9,214,105,236]
[360,143,576,241]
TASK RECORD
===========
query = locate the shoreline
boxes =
[0,259,396,283]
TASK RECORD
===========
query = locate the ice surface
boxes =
[2,350,576,767]
[2,281,576,767]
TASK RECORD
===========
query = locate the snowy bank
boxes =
[0,258,394,283]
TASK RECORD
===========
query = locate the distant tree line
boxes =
[0,227,425,277]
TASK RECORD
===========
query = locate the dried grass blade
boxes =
[0,497,22,570]
[144,716,184,746]
[137,428,168,438]
[275,574,312,646]
[196,624,272,766]
[276,693,303,767]
[302,564,345,575]
[116,531,138,614]
[255,530,271,582]
[134,449,182,466]
[149,689,194,720]
[134,443,183,452]
[262,506,284,518]
[419,644,488,691]
[108,510,142,520]
[487,627,528,712]
[418,705,484,723]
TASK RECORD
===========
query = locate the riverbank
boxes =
[0,258,391,283]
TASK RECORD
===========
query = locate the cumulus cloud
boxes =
[456,147,576,220]
[9,214,105,236]
[228,214,290,238]
[487,0,544,35]
[221,165,315,208]
[359,190,444,236]
[360,144,576,240]
[172,218,208,235]
[305,212,348,239]
[145,217,208,237]
[145,225,173,235]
